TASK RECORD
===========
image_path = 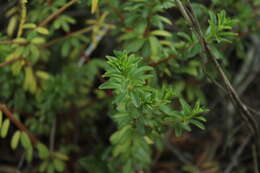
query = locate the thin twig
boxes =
[43,26,92,48]
[164,131,201,173]
[77,27,109,67]
[224,135,251,173]
[38,0,78,27]
[252,144,259,173]
[49,118,56,152]
[0,104,38,145]
[165,131,193,165]
[16,153,25,173]
[175,0,259,138]
[0,40,28,45]
[0,57,26,67]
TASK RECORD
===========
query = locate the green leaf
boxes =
[53,159,65,172]
[124,39,145,52]
[37,143,50,159]
[110,125,132,144]
[151,30,172,37]
[99,81,120,89]
[36,27,49,35]
[11,130,21,149]
[190,120,205,130]
[31,37,45,44]
[175,126,183,137]
[61,42,70,57]
[134,21,147,34]
[23,23,37,29]
[1,119,10,138]
[20,132,32,149]
[179,98,191,113]
[47,163,55,173]
[149,36,160,57]
[91,0,99,13]
[25,147,33,162]
[130,91,141,107]
[0,111,3,129]
[157,15,172,25]
[39,161,49,172]
[144,136,154,144]
[196,116,207,122]
[185,44,201,58]
[123,160,132,173]
[30,45,40,63]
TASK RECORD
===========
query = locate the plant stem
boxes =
[38,0,78,27]
[0,104,38,145]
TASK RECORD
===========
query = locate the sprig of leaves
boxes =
[100,51,208,172]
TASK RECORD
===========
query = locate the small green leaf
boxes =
[47,163,55,173]
[149,36,160,57]
[175,126,183,137]
[61,42,70,57]
[11,130,21,149]
[151,30,172,37]
[130,91,141,107]
[20,132,32,149]
[0,111,3,128]
[39,161,49,172]
[123,160,132,173]
[191,120,205,130]
[144,136,154,144]
[157,15,172,25]
[179,98,191,112]
[99,81,120,89]
[36,27,49,35]
[196,116,207,122]
[23,23,37,29]
[124,39,145,52]
[31,37,45,44]
[110,125,132,144]
[91,0,99,13]
[1,119,10,138]
[25,147,33,162]
[53,159,65,172]
[37,143,49,159]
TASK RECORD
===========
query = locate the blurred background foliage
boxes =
[0,0,260,173]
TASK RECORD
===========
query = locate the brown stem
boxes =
[175,0,259,137]
[43,26,92,48]
[0,104,38,145]
[0,41,28,45]
[38,0,78,27]
[0,57,26,67]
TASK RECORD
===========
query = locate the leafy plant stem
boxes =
[38,0,78,27]
[0,104,39,145]
[175,0,259,138]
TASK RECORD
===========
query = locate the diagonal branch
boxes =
[0,57,27,67]
[174,0,259,138]
[38,0,78,27]
[0,104,38,145]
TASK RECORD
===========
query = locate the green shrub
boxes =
[0,0,259,172]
